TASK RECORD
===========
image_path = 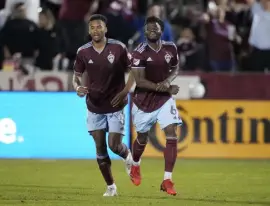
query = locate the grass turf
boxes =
[0,159,269,206]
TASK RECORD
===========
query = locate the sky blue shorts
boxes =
[132,98,182,133]
[87,109,125,135]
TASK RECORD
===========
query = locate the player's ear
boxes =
[144,25,147,35]
[88,23,91,34]
[104,26,108,34]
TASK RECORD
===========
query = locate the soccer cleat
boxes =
[160,179,177,196]
[103,186,118,197]
[130,164,141,186]
[123,150,133,175]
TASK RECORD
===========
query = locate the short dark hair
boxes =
[88,14,107,25]
[145,16,164,31]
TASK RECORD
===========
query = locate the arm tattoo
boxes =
[72,73,82,91]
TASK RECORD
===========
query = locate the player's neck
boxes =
[147,40,162,52]
[92,37,107,51]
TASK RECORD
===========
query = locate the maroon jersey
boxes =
[131,41,179,113]
[74,38,131,114]
[206,19,234,61]
[59,0,93,21]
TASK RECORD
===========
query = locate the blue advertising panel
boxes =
[0,92,130,159]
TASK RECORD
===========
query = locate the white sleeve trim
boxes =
[131,66,145,69]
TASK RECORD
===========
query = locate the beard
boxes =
[147,37,160,43]
[92,37,103,43]
[145,30,162,43]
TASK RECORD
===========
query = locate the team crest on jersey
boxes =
[165,53,171,63]
[133,58,140,66]
[107,53,115,64]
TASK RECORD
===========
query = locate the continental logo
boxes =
[134,101,270,157]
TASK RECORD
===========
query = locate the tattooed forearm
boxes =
[72,73,82,90]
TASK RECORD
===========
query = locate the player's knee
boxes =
[96,145,107,156]
[108,133,123,153]
[108,140,119,154]
[164,124,178,138]
[137,132,148,145]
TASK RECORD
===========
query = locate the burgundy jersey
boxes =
[206,19,234,61]
[131,41,179,113]
[74,38,131,114]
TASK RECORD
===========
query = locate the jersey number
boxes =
[170,105,177,115]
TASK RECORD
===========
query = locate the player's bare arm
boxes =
[166,65,180,84]
[157,65,180,92]
[72,72,88,97]
[132,68,159,91]
[111,71,135,107]
[123,71,135,94]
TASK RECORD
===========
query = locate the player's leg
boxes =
[106,110,132,174]
[130,104,158,186]
[87,111,117,196]
[130,131,148,186]
[132,132,148,166]
[157,98,182,195]
[108,133,129,158]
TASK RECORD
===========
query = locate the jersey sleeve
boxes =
[121,46,132,71]
[170,43,179,68]
[73,49,85,76]
[131,51,146,69]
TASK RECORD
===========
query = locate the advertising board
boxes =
[0,92,130,159]
[131,100,270,158]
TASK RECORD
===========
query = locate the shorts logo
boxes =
[165,53,171,63]
[133,59,140,66]
[107,53,115,64]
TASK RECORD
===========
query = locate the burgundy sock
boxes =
[132,138,147,162]
[164,139,177,172]
[97,156,114,185]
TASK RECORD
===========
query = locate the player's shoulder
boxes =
[133,42,148,54]
[107,38,126,49]
[77,42,92,55]
[162,40,177,49]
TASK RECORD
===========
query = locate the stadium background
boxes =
[0,1,269,205]
[0,0,269,159]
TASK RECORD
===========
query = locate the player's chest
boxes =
[84,49,121,72]
[144,50,173,69]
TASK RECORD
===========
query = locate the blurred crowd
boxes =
[0,0,269,73]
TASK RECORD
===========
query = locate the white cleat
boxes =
[103,187,118,197]
[123,150,133,175]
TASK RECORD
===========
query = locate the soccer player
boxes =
[72,14,134,197]
[130,16,181,196]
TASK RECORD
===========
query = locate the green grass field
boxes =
[0,159,269,206]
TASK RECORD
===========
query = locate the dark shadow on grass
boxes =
[126,195,270,205]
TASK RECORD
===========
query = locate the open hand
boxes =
[111,91,127,107]
[156,81,170,92]
[169,85,180,95]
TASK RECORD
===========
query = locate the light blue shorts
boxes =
[87,110,125,135]
[132,98,182,133]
